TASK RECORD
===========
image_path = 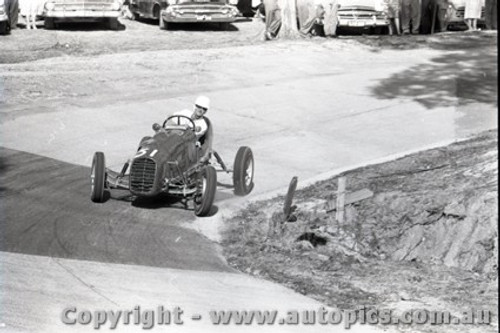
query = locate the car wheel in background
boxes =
[0,21,8,35]
[233,146,254,196]
[193,166,217,216]
[91,152,107,203]
[153,4,161,20]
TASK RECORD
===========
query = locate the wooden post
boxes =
[283,176,298,220]
[336,177,346,224]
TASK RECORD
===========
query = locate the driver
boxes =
[172,96,210,138]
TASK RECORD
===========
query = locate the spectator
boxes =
[423,0,455,33]
[263,0,281,39]
[401,0,420,34]
[323,0,339,37]
[299,3,325,36]
[254,0,265,19]
[384,0,401,35]
[435,0,456,32]
[464,0,481,30]
[484,0,496,30]
[5,0,18,29]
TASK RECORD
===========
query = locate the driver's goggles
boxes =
[195,104,208,111]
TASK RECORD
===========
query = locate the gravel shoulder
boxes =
[221,130,498,333]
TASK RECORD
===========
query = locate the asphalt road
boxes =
[0,147,230,271]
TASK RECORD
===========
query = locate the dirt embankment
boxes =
[221,130,498,332]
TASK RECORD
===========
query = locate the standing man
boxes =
[384,0,401,34]
[323,0,339,37]
[484,0,497,30]
[401,0,421,34]
[263,0,281,39]
[299,3,325,36]
[5,0,18,30]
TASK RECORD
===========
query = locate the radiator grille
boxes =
[130,158,156,194]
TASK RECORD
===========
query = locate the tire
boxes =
[193,166,217,217]
[0,21,8,35]
[44,17,55,30]
[91,152,106,203]
[233,146,254,196]
[153,4,161,20]
[108,17,119,30]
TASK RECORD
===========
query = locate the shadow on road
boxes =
[370,49,498,109]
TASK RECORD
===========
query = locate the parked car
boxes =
[445,0,485,30]
[337,0,389,33]
[129,0,167,20]
[0,0,9,34]
[43,0,122,29]
[159,0,239,30]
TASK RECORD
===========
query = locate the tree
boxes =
[278,0,300,38]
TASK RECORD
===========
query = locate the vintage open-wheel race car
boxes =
[90,114,254,216]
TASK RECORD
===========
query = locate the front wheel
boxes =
[91,152,106,203]
[233,146,254,196]
[193,166,217,216]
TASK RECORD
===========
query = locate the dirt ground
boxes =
[222,130,498,333]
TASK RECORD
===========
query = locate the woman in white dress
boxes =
[464,0,482,30]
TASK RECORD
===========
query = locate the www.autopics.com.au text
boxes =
[60,306,493,329]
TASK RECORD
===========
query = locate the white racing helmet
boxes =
[195,95,210,111]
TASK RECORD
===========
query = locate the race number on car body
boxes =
[135,148,158,158]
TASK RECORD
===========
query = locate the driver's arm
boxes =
[194,119,208,138]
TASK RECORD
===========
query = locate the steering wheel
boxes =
[163,115,196,131]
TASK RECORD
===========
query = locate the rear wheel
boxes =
[233,146,254,195]
[91,152,106,203]
[193,166,217,216]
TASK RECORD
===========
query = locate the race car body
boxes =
[91,115,254,217]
